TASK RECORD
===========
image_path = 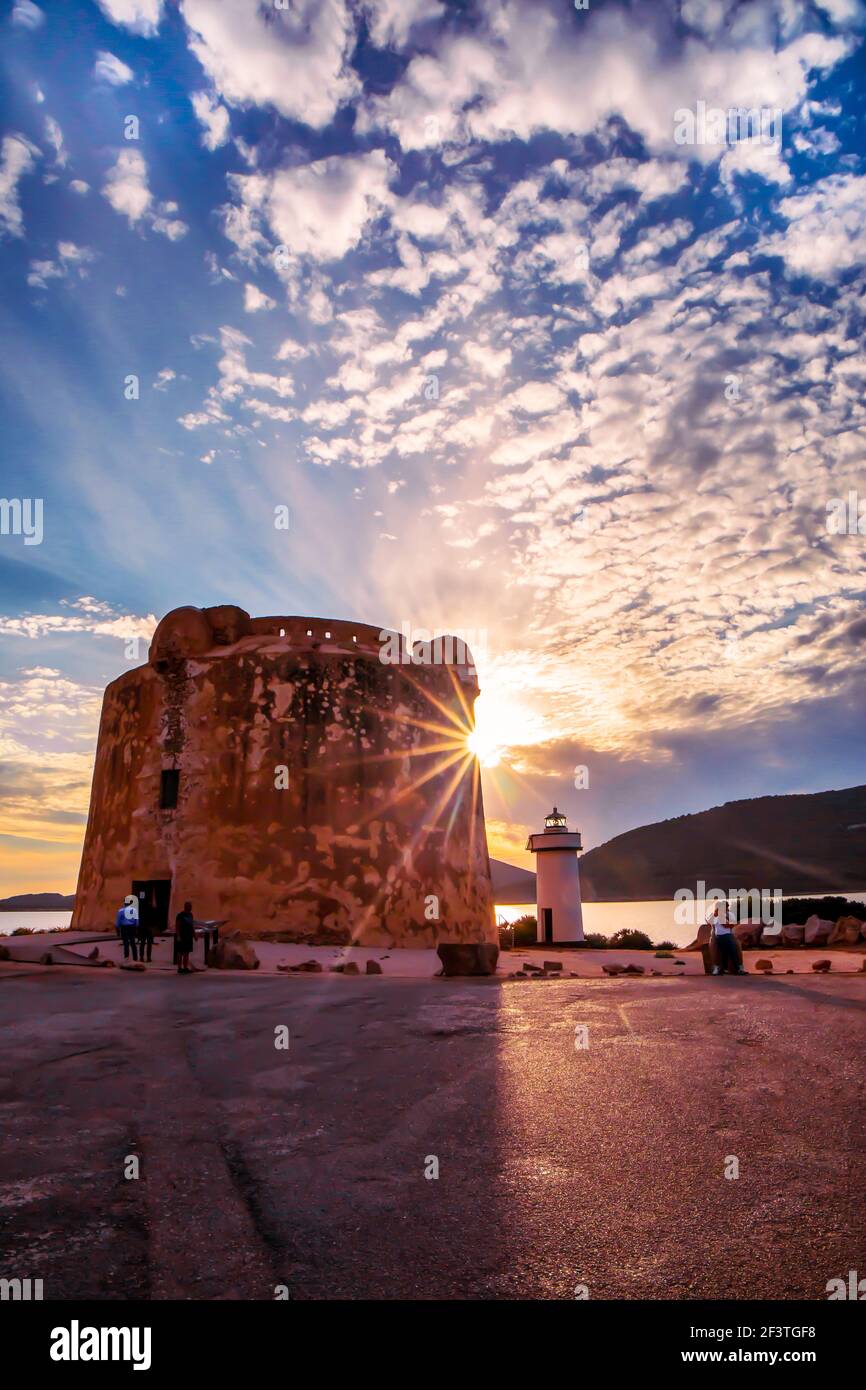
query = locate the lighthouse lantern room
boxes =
[526,806,584,944]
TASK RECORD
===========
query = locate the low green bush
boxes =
[608,928,654,950]
[509,914,537,947]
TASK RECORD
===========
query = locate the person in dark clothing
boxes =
[706,902,746,976]
[137,893,154,964]
[715,929,741,975]
[116,896,139,961]
[175,901,195,974]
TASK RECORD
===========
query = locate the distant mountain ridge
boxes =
[489,857,536,904]
[0,892,75,911]
[579,784,866,900]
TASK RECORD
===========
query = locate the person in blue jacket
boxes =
[115,895,139,961]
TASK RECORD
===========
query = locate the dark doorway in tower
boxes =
[542,907,553,943]
[133,880,172,935]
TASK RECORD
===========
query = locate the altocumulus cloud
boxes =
[1,0,865,868]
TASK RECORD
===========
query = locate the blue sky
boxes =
[1,0,865,892]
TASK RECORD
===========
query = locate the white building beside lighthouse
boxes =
[526,807,584,944]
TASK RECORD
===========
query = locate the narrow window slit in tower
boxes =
[160,769,180,810]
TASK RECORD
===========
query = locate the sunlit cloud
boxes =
[1,0,865,892]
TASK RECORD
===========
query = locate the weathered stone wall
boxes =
[72,606,496,946]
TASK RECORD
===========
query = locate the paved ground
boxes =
[1,964,864,1300]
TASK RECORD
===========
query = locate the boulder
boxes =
[781,925,805,946]
[760,929,781,947]
[207,939,259,970]
[755,958,773,972]
[829,915,864,946]
[342,961,360,975]
[39,952,54,965]
[365,959,382,974]
[295,960,323,972]
[811,959,832,972]
[0,944,9,961]
[543,961,563,972]
[622,963,645,975]
[804,915,833,946]
[436,943,499,977]
[735,924,762,948]
[602,963,626,976]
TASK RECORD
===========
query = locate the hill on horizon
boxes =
[578,784,866,900]
[489,857,536,904]
[0,892,76,911]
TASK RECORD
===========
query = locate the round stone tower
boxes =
[71,605,496,947]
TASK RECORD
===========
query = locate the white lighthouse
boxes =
[526,806,584,944]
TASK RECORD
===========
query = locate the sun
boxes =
[467,727,501,767]
[466,693,503,768]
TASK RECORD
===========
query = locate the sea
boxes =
[4,894,865,949]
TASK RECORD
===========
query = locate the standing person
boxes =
[137,891,154,964]
[707,900,744,976]
[116,895,139,962]
[174,900,195,975]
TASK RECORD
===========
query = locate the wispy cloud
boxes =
[2,0,865,878]
[93,50,134,86]
[0,133,40,238]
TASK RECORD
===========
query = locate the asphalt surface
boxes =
[1,965,864,1300]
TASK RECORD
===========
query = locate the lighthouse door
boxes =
[542,908,553,943]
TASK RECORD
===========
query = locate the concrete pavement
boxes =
[0,965,863,1300]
